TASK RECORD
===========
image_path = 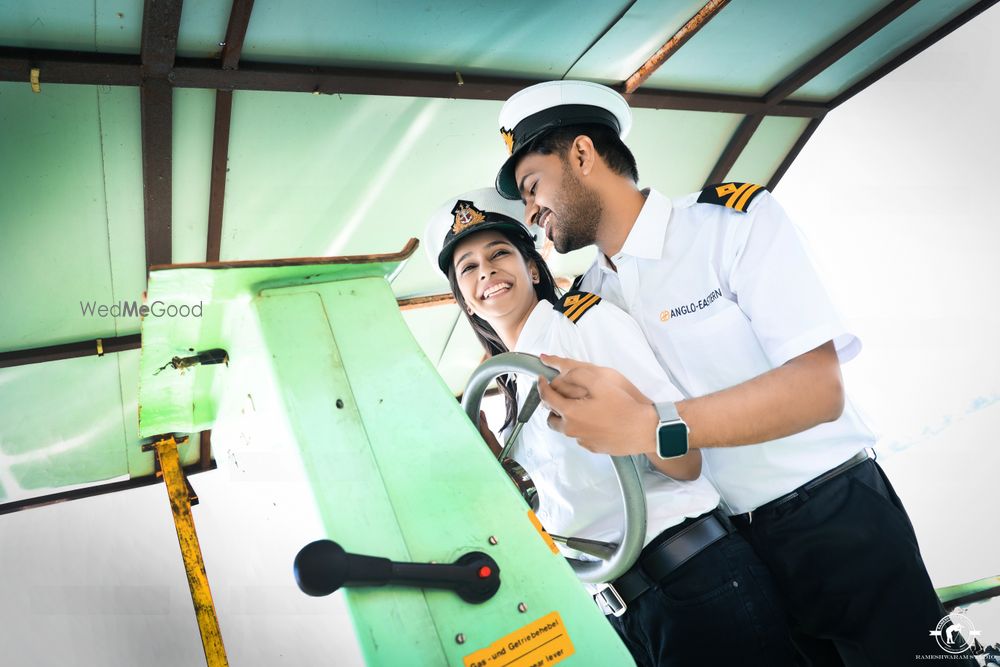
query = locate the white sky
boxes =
[2,7,999,665]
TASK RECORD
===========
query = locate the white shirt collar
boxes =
[599,189,673,271]
[513,300,556,352]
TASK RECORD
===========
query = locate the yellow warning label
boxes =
[463,611,574,667]
[527,510,559,554]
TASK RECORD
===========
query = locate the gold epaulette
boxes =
[554,291,601,324]
[697,182,766,213]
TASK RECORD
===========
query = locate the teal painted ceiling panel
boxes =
[176,0,232,59]
[566,0,708,83]
[0,83,118,352]
[0,0,100,51]
[0,0,141,53]
[0,355,129,501]
[726,116,812,186]
[790,0,980,102]
[171,88,215,264]
[95,0,143,54]
[642,0,884,96]
[238,0,632,77]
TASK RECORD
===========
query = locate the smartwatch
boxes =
[654,402,689,459]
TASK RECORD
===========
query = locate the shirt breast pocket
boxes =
[653,303,769,395]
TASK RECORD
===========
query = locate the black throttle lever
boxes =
[294,539,501,604]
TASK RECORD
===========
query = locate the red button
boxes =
[478,566,492,579]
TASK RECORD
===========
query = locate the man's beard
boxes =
[551,162,602,254]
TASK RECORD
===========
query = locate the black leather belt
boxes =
[732,449,871,525]
[594,510,734,617]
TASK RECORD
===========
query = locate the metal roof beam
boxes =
[0,47,140,86]
[140,0,184,77]
[140,78,174,268]
[207,0,256,261]
[206,90,232,263]
[221,0,255,71]
[0,48,827,118]
[0,456,216,516]
[139,0,184,269]
[623,0,730,95]
[765,0,919,104]
[703,114,764,186]
[766,117,823,191]
[0,335,142,369]
[831,0,1000,108]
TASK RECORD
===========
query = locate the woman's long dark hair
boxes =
[447,228,560,431]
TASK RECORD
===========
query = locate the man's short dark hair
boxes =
[521,123,639,183]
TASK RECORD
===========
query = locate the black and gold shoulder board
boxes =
[698,182,766,213]
[554,291,602,324]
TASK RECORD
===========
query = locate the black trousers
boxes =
[731,459,974,666]
[607,529,801,666]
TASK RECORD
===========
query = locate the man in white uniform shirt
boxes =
[425,188,799,665]
[492,80,964,665]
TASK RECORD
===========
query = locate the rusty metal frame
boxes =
[206,0,256,262]
[623,0,730,95]
[0,334,141,368]
[0,454,216,516]
[0,47,826,118]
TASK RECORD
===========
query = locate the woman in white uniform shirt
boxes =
[425,188,798,667]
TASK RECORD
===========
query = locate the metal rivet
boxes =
[455,633,465,645]
[517,602,527,613]
[336,399,344,409]
[488,536,498,545]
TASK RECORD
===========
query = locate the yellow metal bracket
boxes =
[145,435,229,666]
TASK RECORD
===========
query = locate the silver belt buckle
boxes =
[596,585,627,618]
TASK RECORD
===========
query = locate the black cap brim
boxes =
[437,219,535,273]
[494,104,622,201]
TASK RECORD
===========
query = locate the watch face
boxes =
[657,422,689,459]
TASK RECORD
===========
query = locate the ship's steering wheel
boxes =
[461,352,646,584]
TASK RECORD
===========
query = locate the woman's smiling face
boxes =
[452,229,539,327]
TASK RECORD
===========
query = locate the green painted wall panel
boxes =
[172,88,215,264]
[0,355,129,500]
[221,92,506,300]
[643,0,883,96]
[629,107,744,195]
[726,116,812,186]
[239,0,632,78]
[0,83,117,351]
[98,85,146,333]
[790,0,980,101]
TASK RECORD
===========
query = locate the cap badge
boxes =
[500,127,515,155]
[451,200,487,235]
